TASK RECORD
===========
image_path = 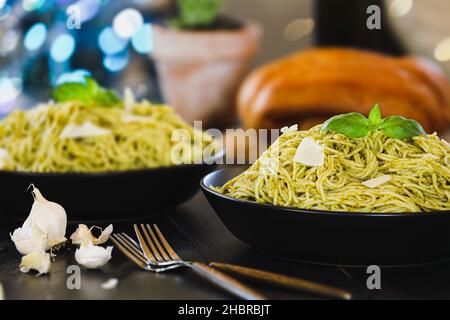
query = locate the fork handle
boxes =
[210,262,352,300]
[190,262,265,300]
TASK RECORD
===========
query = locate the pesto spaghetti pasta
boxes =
[215,126,450,213]
[0,101,214,173]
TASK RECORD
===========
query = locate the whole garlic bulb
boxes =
[30,187,67,248]
[10,225,47,255]
[11,186,67,254]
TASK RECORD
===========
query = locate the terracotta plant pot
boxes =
[152,21,262,128]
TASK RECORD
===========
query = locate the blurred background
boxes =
[0,0,449,135]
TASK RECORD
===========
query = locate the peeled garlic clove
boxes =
[75,243,113,269]
[10,226,47,255]
[31,187,67,249]
[70,224,113,246]
[20,251,51,276]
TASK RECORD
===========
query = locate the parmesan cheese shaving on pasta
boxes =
[362,175,392,188]
[60,121,111,139]
[294,137,324,167]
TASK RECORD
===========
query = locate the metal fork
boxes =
[112,229,351,300]
[110,233,182,272]
[133,224,266,300]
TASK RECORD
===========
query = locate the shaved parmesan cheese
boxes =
[442,139,450,148]
[294,137,324,167]
[259,156,279,175]
[362,175,392,188]
[281,124,298,133]
[123,87,135,112]
[20,251,51,276]
[0,148,9,169]
[60,121,111,139]
[121,114,152,123]
[421,153,438,160]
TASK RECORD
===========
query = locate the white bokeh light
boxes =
[283,18,315,42]
[113,8,143,39]
[0,77,22,106]
[389,0,413,18]
[434,38,450,62]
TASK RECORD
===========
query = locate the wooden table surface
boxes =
[1,191,450,300]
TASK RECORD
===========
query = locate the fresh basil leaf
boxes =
[85,77,100,95]
[368,104,382,128]
[322,112,370,138]
[53,76,121,108]
[52,82,92,104]
[93,89,121,106]
[380,116,425,140]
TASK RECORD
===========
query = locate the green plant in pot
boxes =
[152,0,262,128]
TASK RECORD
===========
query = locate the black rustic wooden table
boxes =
[1,191,450,300]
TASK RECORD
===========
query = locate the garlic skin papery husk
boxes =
[10,186,67,254]
[75,242,113,269]
[70,224,113,246]
[19,251,51,276]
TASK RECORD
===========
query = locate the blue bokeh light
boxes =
[98,26,128,55]
[24,23,47,51]
[23,0,46,11]
[56,69,91,85]
[50,34,76,63]
[76,0,101,23]
[103,51,129,72]
[131,23,153,54]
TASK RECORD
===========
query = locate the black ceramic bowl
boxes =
[0,152,223,222]
[201,167,450,266]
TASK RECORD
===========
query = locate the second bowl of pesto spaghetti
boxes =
[0,78,222,220]
[201,105,450,264]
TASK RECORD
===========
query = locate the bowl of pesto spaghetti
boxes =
[201,105,450,265]
[0,78,222,220]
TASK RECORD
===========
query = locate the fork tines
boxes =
[134,224,182,265]
[110,233,147,269]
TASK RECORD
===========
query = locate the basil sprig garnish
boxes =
[322,104,425,140]
[52,76,121,107]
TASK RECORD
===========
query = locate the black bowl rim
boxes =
[0,148,225,178]
[200,168,450,218]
